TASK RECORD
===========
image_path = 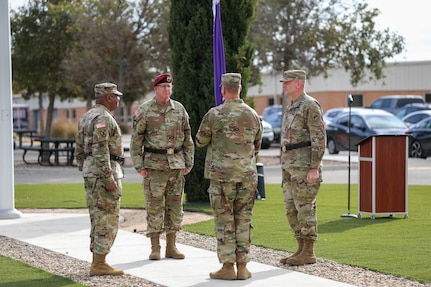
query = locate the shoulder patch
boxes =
[95,121,106,129]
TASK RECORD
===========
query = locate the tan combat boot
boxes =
[165,232,185,259]
[149,235,161,260]
[209,262,236,280]
[280,237,304,264]
[236,262,251,280]
[90,253,124,276]
[286,238,316,265]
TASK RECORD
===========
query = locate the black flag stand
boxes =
[341,94,358,218]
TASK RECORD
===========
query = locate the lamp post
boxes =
[341,94,357,218]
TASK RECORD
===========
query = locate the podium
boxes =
[357,135,408,219]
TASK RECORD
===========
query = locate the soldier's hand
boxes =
[183,168,190,175]
[139,169,148,178]
[106,181,118,192]
[307,168,319,183]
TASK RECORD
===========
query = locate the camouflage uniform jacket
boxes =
[196,99,263,182]
[281,93,326,169]
[130,98,194,172]
[75,104,124,182]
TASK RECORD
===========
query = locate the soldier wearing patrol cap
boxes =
[75,82,125,276]
[196,72,263,280]
[278,70,326,266]
[130,73,194,261]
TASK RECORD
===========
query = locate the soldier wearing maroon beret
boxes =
[130,73,194,261]
[153,73,173,87]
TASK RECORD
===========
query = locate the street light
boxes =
[341,94,358,218]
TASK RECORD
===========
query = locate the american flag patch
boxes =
[95,121,106,129]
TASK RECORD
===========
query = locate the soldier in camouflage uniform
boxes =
[130,73,194,261]
[75,83,125,276]
[278,70,326,266]
[196,73,263,280]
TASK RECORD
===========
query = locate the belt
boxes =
[281,141,311,152]
[87,152,125,164]
[145,147,183,155]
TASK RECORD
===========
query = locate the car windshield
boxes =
[365,115,406,129]
[264,112,282,126]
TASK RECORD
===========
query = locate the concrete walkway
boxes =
[0,213,355,287]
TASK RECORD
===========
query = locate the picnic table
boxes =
[14,129,38,147]
[18,137,76,166]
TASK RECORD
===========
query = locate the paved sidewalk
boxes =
[0,213,355,287]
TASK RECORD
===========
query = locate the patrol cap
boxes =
[279,70,306,82]
[221,73,241,86]
[153,73,173,87]
[94,83,123,96]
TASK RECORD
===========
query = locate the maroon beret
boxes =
[153,73,173,87]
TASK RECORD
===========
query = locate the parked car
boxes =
[405,117,431,158]
[326,109,407,154]
[323,107,364,126]
[368,95,425,114]
[394,103,431,119]
[263,111,282,142]
[262,105,282,118]
[401,110,431,127]
[323,107,349,125]
[261,119,274,149]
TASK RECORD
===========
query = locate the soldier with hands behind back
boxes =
[75,83,125,276]
[196,73,263,280]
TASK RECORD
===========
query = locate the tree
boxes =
[169,0,257,202]
[11,0,75,154]
[220,0,256,107]
[62,0,170,124]
[249,0,405,86]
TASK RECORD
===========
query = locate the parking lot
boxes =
[13,139,431,186]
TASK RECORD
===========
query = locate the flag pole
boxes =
[213,0,226,106]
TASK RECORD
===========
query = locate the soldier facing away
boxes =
[278,70,326,266]
[130,73,194,261]
[75,82,125,276]
[196,73,263,280]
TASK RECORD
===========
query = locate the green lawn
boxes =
[0,255,86,287]
[10,183,431,284]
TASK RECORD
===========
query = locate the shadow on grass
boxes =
[0,276,81,287]
[319,215,404,234]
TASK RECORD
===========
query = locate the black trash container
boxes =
[256,163,266,200]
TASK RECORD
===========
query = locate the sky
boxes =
[8,0,431,62]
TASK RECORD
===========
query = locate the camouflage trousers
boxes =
[282,167,321,242]
[208,180,257,264]
[143,169,185,238]
[84,177,122,254]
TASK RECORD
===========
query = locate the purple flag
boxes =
[213,0,226,106]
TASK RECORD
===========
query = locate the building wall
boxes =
[249,61,431,115]
[13,61,431,133]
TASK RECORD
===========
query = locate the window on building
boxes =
[349,94,363,107]
[268,98,274,106]
[425,93,431,103]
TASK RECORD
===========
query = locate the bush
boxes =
[50,120,78,139]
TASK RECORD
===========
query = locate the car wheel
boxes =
[327,138,339,154]
[261,141,270,149]
[410,141,426,158]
